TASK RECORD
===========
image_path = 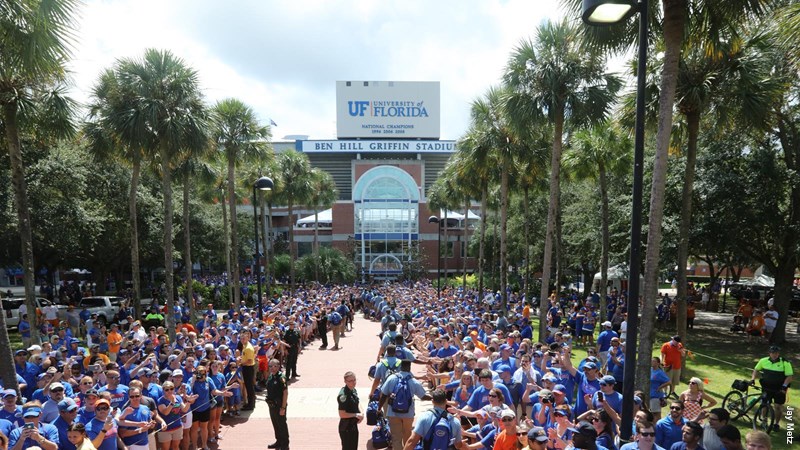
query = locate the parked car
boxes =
[76,296,123,326]
[3,297,67,329]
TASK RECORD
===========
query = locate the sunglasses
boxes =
[81,382,93,386]
[501,417,515,422]
[96,406,110,411]
[163,388,174,391]
[689,381,698,385]
[130,395,141,398]
[51,388,64,393]
[517,432,528,436]
[670,406,683,410]
[640,432,656,437]
[488,394,498,398]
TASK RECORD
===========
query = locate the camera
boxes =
[597,392,604,402]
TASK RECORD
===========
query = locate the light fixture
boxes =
[582,0,636,25]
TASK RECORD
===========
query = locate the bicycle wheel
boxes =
[722,391,746,420]
[753,402,775,433]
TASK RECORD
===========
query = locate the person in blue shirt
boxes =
[656,401,689,449]
[592,375,623,419]
[52,398,80,450]
[378,359,431,450]
[435,336,459,359]
[669,421,705,450]
[596,321,618,368]
[402,388,462,450]
[84,398,119,450]
[0,389,23,426]
[463,369,514,411]
[491,345,517,372]
[620,421,666,450]
[8,401,60,449]
[18,315,31,347]
[562,354,601,416]
[117,386,154,449]
[650,358,671,421]
[13,349,40,399]
[608,339,625,385]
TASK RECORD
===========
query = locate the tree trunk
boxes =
[675,111,700,343]
[130,157,142,318]
[3,101,40,344]
[500,164,509,313]
[314,208,320,282]
[463,196,470,291]
[556,198,564,291]
[288,199,295,293]
[160,144,176,343]
[636,0,687,393]
[539,107,565,341]
[0,301,19,394]
[599,162,609,324]
[183,175,194,321]
[524,187,531,306]
[227,159,240,307]
[221,190,233,306]
[478,188,488,302]
[771,264,795,344]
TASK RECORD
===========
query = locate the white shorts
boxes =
[128,444,149,450]
[182,410,193,429]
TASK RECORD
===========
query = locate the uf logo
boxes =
[348,101,369,117]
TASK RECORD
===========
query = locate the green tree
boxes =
[114,49,209,341]
[504,19,621,340]
[307,168,337,281]
[211,98,272,307]
[274,150,314,292]
[564,121,632,320]
[0,0,79,353]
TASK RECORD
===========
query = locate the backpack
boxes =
[329,312,342,326]
[366,399,380,426]
[390,374,413,413]
[372,417,391,449]
[416,409,453,450]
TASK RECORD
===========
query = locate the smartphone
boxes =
[24,423,35,430]
[597,392,604,402]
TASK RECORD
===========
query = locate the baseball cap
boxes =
[498,365,513,375]
[600,375,616,385]
[552,384,567,394]
[95,398,111,408]
[85,388,99,397]
[499,344,511,352]
[528,427,549,443]
[769,345,780,352]
[58,398,78,412]
[602,321,612,327]
[23,406,42,417]
[500,409,516,419]
[569,421,597,439]
[672,335,682,343]
[14,349,28,356]
[584,362,598,370]
[27,345,42,352]
[49,382,65,391]
[1,389,17,399]
[171,369,184,377]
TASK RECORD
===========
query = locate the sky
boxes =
[67,0,587,141]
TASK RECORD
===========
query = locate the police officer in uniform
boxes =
[751,345,793,432]
[283,320,302,379]
[337,371,363,450]
[266,358,289,450]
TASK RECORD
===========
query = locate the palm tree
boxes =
[174,143,215,320]
[0,0,79,353]
[504,19,621,340]
[114,49,209,341]
[564,121,633,319]
[275,150,314,291]
[85,68,148,316]
[211,98,272,307]
[307,168,338,282]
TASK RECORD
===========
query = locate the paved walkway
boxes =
[216,314,384,449]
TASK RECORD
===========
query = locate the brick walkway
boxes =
[216,314,383,449]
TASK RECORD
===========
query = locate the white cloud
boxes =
[67,0,578,140]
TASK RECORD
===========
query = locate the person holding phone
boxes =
[8,401,59,450]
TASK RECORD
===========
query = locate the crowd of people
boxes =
[2,281,792,450]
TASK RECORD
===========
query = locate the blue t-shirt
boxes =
[191,377,218,413]
[52,415,77,450]
[8,422,59,449]
[85,416,119,450]
[120,404,151,446]
[0,406,23,426]
[656,416,688,449]
[380,372,426,419]
[574,371,601,416]
[158,396,184,431]
[98,385,129,410]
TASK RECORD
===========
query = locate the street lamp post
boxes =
[428,216,441,299]
[252,176,274,320]
[583,0,647,441]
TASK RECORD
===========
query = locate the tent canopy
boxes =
[741,274,775,288]
[440,209,480,221]
[297,208,333,225]
[593,264,644,281]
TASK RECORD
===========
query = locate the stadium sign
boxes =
[336,81,440,139]
[298,140,456,153]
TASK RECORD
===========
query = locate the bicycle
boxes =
[721,379,775,433]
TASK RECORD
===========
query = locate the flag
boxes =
[270,119,277,127]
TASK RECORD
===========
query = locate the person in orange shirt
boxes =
[746,310,766,343]
[686,302,696,330]
[106,323,123,362]
[660,335,687,397]
[737,301,753,322]
[522,304,531,320]
[493,409,519,450]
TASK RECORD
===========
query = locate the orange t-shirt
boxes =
[107,331,123,353]
[661,341,684,370]
[523,305,531,319]
[493,429,518,450]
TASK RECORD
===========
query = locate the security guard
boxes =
[751,345,793,432]
[265,358,289,450]
[283,320,302,379]
[337,371,363,450]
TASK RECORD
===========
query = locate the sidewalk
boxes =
[216,314,383,449]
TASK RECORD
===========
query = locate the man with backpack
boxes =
[371,345,402,398]
[402,389,464,450]
[379,359,431,450]
[328,307,344,350]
